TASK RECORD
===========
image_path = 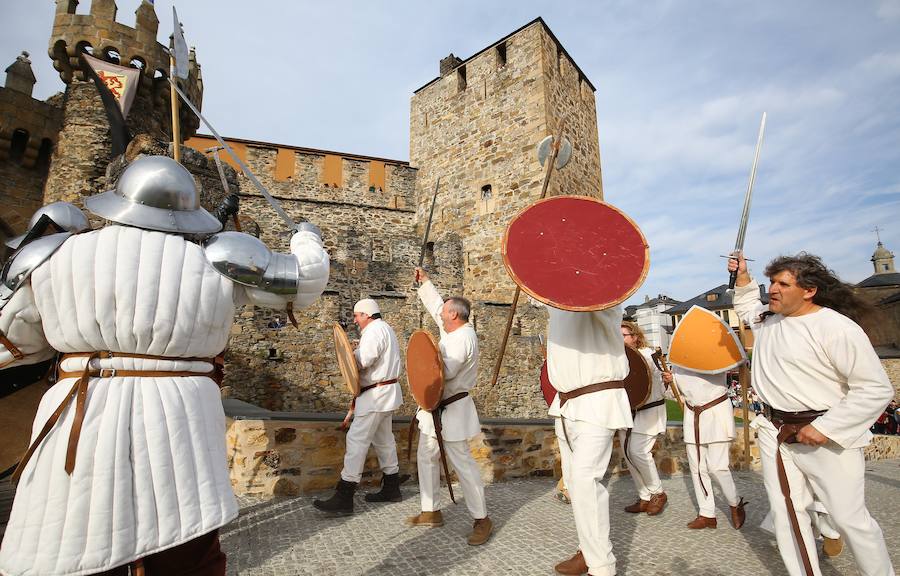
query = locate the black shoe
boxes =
[365,472,402,503]
[313,479,357,515]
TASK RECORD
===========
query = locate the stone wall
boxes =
[884,359,900,398]
[409,20,601,304]
[227,410,900,498]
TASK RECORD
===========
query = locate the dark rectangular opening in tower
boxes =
[495,42,507,68]
[457,65,467,92]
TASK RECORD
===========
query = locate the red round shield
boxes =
[624,345,652,410]
[406,329,444,411]
[502,196,649,311]
[539,360,557,407]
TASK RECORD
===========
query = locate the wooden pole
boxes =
[488,120,567,390]
[170,54,181,163]
[738,321,752,468]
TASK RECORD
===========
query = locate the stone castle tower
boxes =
[43,0,203,204]
[410,18,603,303]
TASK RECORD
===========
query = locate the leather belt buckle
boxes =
[99,368,117,378]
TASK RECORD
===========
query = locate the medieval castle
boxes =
[2,1,606,419]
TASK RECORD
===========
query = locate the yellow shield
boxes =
[668,305,747,374]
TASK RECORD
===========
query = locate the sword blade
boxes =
[172,7,190,80]
[733,112,766,251]
[168,78,298,231]
[417,177,441,268]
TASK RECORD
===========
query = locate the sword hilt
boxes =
[728,270,738,290]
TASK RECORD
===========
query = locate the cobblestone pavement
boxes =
[1,461,897,574]
[221,460,899,576]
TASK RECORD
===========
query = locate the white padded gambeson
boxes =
[0,225,329,576]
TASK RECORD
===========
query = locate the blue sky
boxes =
[3,1,899,305]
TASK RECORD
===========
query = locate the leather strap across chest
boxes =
[12,351,218,483]
[684,393,729,498]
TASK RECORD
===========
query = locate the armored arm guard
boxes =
[203,222,329,307]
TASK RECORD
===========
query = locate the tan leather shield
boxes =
[332,322,360,395]
[668,305,747,374]
[406,329,444,411]
[624,345,651,410]
[0,379,46,473]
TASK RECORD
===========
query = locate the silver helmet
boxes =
[85,155,222,235]
[5,201,90,250]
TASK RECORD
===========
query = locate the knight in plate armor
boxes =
[0,155,330,576]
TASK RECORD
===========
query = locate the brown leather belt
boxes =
[341,378,400,429]
[558,380,626,452]
[407,391,470,504]
[12,351,218,483]
[636,398,666,413]
[684,393,730,498]
[764,403,827,576]
[558,380,625,408]
[0,329,25,369]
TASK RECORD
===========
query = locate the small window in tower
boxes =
[706,293,718,302]
[457,65,467,92]
[884,264,890,271]
[37,138,53,172]
[10,129,29,164]
[495,42,507,69]
[103,48,121,64]
[425,241,435,262]
[479,184,496,215]
[130,57,145,71]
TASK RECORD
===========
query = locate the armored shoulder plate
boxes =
[203,231,299,295]
[0,232,72,310]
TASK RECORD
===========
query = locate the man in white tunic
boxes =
[408,268,492,546]
[314,298,403,514]
[730,252,894,576]
[549,307,632,576]
[0,156,330,576]
[670,367,746,529]
[618,321,668,516]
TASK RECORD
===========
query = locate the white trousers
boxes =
[616,430,663,500]
[417,434,487,519]
[340,411,399,483]
[556,418,617,576]
[685,441,739,518]
[756,422,894,576]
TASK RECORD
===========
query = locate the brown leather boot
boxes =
[554,550,588,575]
[646,492,668,516]
[467,517,493,546]
[405,510,444,527]
[686,515,717,529]
[623,499,648,513]
[730,497,747,529]
[823,536,843,558]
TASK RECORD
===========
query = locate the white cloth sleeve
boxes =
[417,281,446,336]
[237,229,330,310]
[354,327,384,370]
[0,284,54,369]
[812,323,894,448]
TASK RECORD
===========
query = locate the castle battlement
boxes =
[48,0,203,137]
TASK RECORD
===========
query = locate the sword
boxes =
[168,78,299,231]
[418,177,441,268]
[728,112,766,289]
[206,146,242,232]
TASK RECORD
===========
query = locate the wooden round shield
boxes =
[332,322,359,395]
[624,345,652,410]
[502,196,649,311]
[668,305,747,374]
[406,329,444,411]
[539,360,557,407]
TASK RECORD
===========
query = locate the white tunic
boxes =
[353,318,402,416]
[0,225,329,576]
[633,347,667,436]
[415,281,481,442]
[546,307,633,430]
[733,280,893,449]
[673,367,736,444]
